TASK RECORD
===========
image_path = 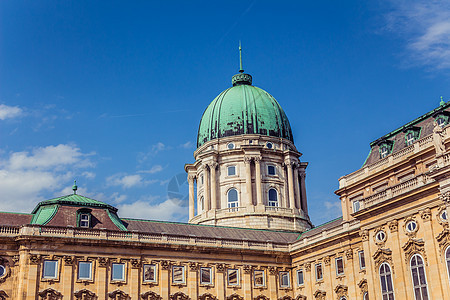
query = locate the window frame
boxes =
[296,269,304,286]
[227,268,240,286]
[446,246,450,285]
[227,165,236,176]
[335,257,344,276]
[172,265,186,285]
[111,263,125,281]
[358,250,366,270]
[268,188,278,207]
[279,271,290,288]
[42,260,59,279]
[227,142,235,150]
[200,267,213,285]
[254,270,266,287]
[267,165,276,176]
[227,188,239,210]
[379,262,395,300]
[77,261,93,280]
[0,265,5,278]
[315,263,323,281]
[143,264,157,283]
[410,254,429,300]
[353,200,360,213]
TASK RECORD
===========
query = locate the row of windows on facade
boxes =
[226,141,275,150]
[379,115,447,159]
[198,164,277,186]
[199,187,280,210]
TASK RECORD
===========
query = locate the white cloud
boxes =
[0,104,23,120]
[106,173,157,189]
[152,142,167,154]
[138,165,163,174]
[385,1,450,70]
[0,144,93,213]
[117,198,187,221]
[179,141,194,149]
[324,200,341,211]
[82,171,96,179]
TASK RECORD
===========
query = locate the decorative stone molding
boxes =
[11,255,19,266]
[268,266,277,275]
[29,254,41,265]
[170,292,190,300]
[372,248,393,270]
[323,256,331,266]
[419,208,432,222]
[226,294,243,300]
[198,293,217,300]
[74,289,97,300]
[304,263,311,272]
[0,291,8,300]
[360,229,369,242]
[373,227,387,247]
[216,263,225,273]
[98,257,108,267]
[244,157,253,164]
[358,279,368,295]
[436,206,449,227]
[254,156,262,163]
[160,260,170,270]
[188,174,196,182]
[0,257,10,284]
[38,288,63,300]
[440,191,450,204]
[402,239,426,264]
[345,250,353,260]
[243,265,252,274]
[295,296,307,300]
[209,162,218,170]
[278,296,293,300]
[388,220,398,233]
[108,290,130,300]
[403,216,419,237]
[313,290,326,300]
[63,255,75,266]
[254,295,269,300]
[436,228,450,253]
[141,291,162,300]
[334,284,348,299]
[131,259,141,268]
[189,262,199,271]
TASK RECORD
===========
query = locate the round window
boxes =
[376,231,386,242]
[406,221,417,232]
[266,142,273,149]
[441,210,448,221]
[0,265,5,277]
[227,143,235,150]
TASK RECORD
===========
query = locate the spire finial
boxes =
[440,96,445,106]
[239,41,244,73]
[72,180,78,195]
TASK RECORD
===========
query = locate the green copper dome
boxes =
[197,73,294,147]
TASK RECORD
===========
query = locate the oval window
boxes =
[376,231,386,242]
[227,143,235,150]
[266,142,273,149]
[406,220,417,232]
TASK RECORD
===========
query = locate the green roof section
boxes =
[30,204,59,225]
[31,194,117,214]
[108,210,128,231]
[197,78,294,147]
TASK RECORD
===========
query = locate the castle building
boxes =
[1,62,450,300]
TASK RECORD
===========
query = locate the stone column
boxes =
[293,163,301,210]
[160,261,171,299]
[204,165,211,211]
[268,266,279,299]
[61,256,74,299]
[243,265,253,299]
[188,175,195,219]
[299,170,308,214]
[244,156,253,207]
[210,162,218,210]
[188,263,199,300]
[216,264,226,300]
[130,259,141,299]
[97,257,109,300]
[255,156,263,206]
[286,160,296,209]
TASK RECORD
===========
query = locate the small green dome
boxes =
[197,73,294,147]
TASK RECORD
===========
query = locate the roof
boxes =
[31,194,117,214]
[123,218,301,243]
[0,212,33,226]
[197,74,294,147]
[297,217,343,240]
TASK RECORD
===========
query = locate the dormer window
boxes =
[380,145,389,158]
[77,209,92,228]
[403,126,421,146]
[377,140,394,159]
[437,117,446,127]
[406,132,414,146]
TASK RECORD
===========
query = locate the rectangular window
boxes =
[359,251,366,269]
[43,260,58,279]
[78,261,92,280]
[79,213,90,228]
[143,264,157,283]
[200,267,213,285]
[315,263,323,281]
[268,165,276,175]
[279,271,290,288]
[353,200,360,213]
[227,166,236,176]
[254,270,265,287]
[296,269,304,286]
[111,263,125,281]
[335,257,344,276]
[172,266,185,284]
[227,269,239,286]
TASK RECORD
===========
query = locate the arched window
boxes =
[410,254,429,300]
[379,263,395,299]
[200,196,204,212]
[268,188,278,206]
[446,246,450,284]
[228,188,238,211]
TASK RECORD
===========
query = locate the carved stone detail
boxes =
[254,295,269,300]
[38,288,63,300]
[98,257,108,267]
[189,262,199,271]
[243,265,252,274]
[0,257,10,283]
[334,284,348,299]
[388,220,398,233]
[12,255,19,266]
[108,290,130,300]
[437,228,450,253]
[345,250,353,260]
[170,292,190,300]
[141,291,162,300]
[420,208,432,222]
[29,254,41,265]
[372,248,393,270]
[244,157,253,164]
[403,216,419,237]
[130,259,141,268]
[358,279,368,295]
[304,263,311,272]
[436,206,449,227]
[216,263,225,273]
[278,297,293,300]
[161,260,170,270]
[360,229,369,241]
[295,296,307,300]
[433,121,446,155]
[313,290,326,300]
[198,293,217,300]
[402,239,426,264]
[323,256,331,266]
[268,266,277,275]
[64,255,75,265]
[0,290,8,300]
[226,294,243,300]
[440,191,450,204]
[74,289,97,300]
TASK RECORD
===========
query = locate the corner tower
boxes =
[185,54,311,232]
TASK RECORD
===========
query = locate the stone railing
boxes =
[339,127,448,188]
[1,224,291,253]
[191,205,304,221]
[360,173,432,210]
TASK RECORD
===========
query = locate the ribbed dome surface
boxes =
[197,84,293,147]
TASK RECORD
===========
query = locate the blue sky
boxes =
[1,1,450,226]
